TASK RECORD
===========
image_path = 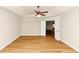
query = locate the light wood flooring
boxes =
[0,33,76,53]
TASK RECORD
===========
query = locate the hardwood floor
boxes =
[0,34,76,53]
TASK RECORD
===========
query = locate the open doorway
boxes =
[46,21,55,37]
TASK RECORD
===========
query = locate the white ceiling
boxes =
[0,6,75,17]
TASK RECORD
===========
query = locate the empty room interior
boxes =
[0,6,79,53]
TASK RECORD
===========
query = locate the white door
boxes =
[54,17,60,40]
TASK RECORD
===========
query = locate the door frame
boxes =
[40,20,55,36]
[40,16,60,40]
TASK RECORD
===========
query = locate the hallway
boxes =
[0,34,76,53]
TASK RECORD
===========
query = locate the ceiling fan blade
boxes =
[40,12,45,16]
[41,11,48,13]
[35,12,39,16]
[34,10,37,13]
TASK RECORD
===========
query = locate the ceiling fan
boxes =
[34,6,48,17]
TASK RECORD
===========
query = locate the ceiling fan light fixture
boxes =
[36,14,41,17]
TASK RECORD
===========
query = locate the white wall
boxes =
[60,7,79,52]
[0,9,20,50]
[40,20,46,36]
[21,17,41,36]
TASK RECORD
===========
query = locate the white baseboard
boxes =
[61,40,79,52]
[21,34,45,36]
[0,35,20,51]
